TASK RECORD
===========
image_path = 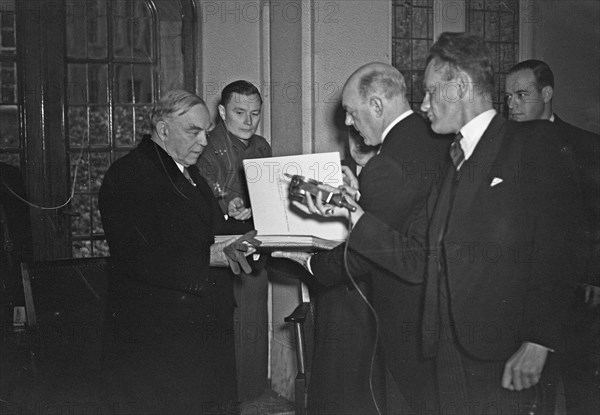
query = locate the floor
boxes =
[0,328,578,415]
[239,388,294,415]
[0,329,294,415]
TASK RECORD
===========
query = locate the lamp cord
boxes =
[343,211,382,415]
[1,132,87,211]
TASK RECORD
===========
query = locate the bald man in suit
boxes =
[287,34,585,412]
[277,62,448,413]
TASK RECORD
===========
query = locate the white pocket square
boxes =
[490,177,503,187]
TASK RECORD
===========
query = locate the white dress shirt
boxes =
[455,109,497,170]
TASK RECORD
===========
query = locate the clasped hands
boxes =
[297,176,363,219]
[210,230,261,275]
[228,197,252,221]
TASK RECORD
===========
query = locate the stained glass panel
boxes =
[466,0,519,112]
[392,0,434,112]
[66,0,156,257]
[0,1,21,168]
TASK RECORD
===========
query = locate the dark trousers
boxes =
[561,285,600,415]
[307,280,386,415]
[233,268,269,401]
[435,276,554,415]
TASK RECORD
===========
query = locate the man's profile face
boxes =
[342,84,382,147]
[219,93,262,140]
[162,103,212,167]
[505,69,546,121]
[421,60,462,134]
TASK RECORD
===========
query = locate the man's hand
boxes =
[302,188,365,226]
[210,230,261,274]
[271,250,314,271]
[228,197,252,221]
[584,284,600,307]
[339,184,361,202]
[342,165,359,190]
[502,342,549,391]
[287,181,365,226]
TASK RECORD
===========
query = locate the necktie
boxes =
[449,132,464,169]
[183,167,196,186]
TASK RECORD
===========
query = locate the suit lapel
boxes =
[140,137,213,227]
[187,165,217,209]
[450,115,507,221]
[172,167,215,229]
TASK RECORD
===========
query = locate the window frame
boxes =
[65,0,160,258]
[392,0,523,113]
[3,0,197,260]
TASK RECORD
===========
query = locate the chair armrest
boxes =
[284,302,311,323]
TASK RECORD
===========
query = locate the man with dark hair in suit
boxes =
[285,34,584,412]
[99,89,258,414]
[276,62,448,413]
[506,59,600,415]
[505,59,555,122]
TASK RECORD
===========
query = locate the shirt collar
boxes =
[175,161,185,173]
[381,110,413,143]
[458,109,497,162]
[549,113,555,122]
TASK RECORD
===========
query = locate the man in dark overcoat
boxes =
[100,90,254,414]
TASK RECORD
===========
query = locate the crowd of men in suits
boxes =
[0,30,580,414]
[277,32,599,414]
[2,28,596,414]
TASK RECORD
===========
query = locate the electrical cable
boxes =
[342,210,382,415]
[1,132,87,211]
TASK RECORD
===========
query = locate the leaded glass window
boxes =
[466,0,520,111]
[65,0,157,257]
[0,0,20,167]
[392,0,520,114]
[392,0,434,112]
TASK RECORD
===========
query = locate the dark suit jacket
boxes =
[551,115,600,415]
[310,113,449,408]
[553,115,600,287]
[343,115,583,362]
[99,136,250,412]
[307,155,378,414]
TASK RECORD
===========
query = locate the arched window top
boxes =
[153,0,197,92]
[153,0,188,21]
[0,0,198,258]
[65,0,156,62]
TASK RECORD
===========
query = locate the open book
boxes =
[216,152,349,251]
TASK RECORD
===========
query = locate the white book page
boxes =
[242,152,349,242]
